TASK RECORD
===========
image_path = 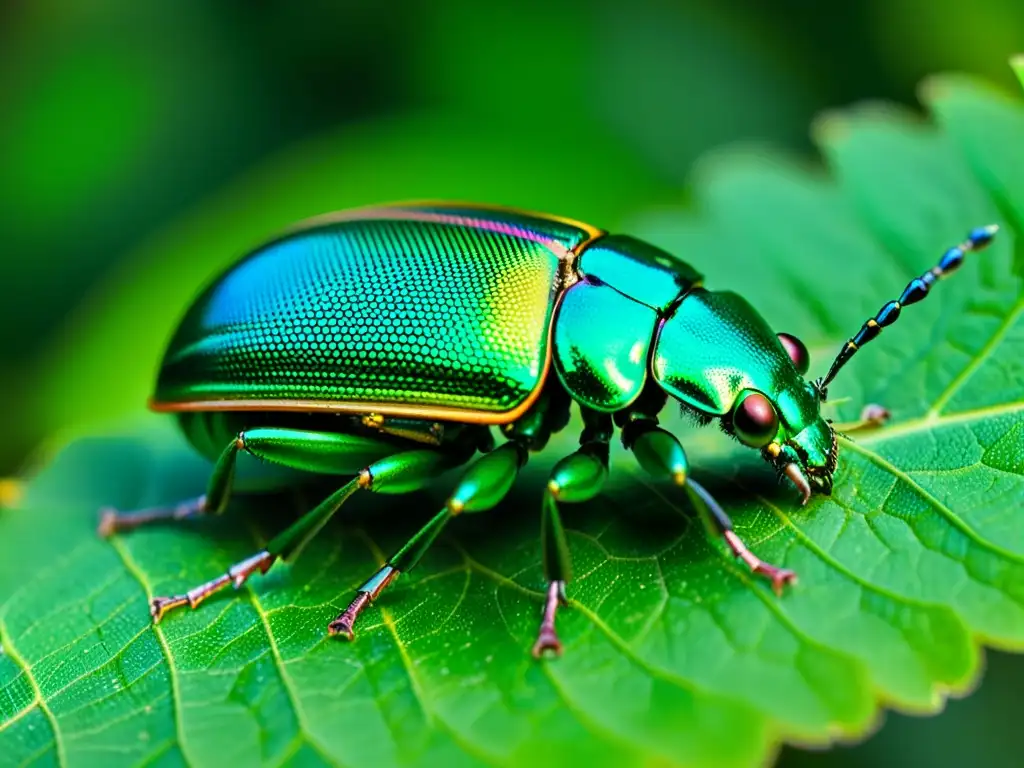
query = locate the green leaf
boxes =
[2,74,1023,767]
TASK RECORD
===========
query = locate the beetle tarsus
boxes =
[97,508,118,539]
[755,563,798,597]
[833,403,891,434]
[328,564,400,640]
[531,580,568,658]
[97,495,206,538]
[860,403,890,427]
[150,595,189,623]
[723,530,797,596]
[532,627,563,658]
[148,550,274,624]
[328,593,370,641]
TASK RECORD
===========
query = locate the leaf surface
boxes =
[2,74,1023,768]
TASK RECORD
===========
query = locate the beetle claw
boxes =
[328,592,370,641]
[531,627,563,659]
[150,595,188,623]
[97,508,118,538]
[754,564,798,597]
[327,618,356,641]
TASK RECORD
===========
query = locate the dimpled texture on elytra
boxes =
[155,212,579,415]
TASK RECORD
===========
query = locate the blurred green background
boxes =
[1,1,1021,765]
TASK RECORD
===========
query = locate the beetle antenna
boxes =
[815,224,999,400]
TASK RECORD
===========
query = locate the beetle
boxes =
[99,202,998,657]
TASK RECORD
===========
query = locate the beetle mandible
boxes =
[99,202,998,657]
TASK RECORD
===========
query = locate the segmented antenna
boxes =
[816,224,999,399]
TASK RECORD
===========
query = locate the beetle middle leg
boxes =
[328,439,529,640]
[330,386,571,641]
[622,415,797,595]
[530,408,612,657]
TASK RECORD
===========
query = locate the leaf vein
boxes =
[842,439,1024,565]
[247,576,338,767]
[926,300,1023,418]
[106,537,192,768]
[379,607,507,767]
[0,617,65,767]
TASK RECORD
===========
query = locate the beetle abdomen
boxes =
[153,206,597,422]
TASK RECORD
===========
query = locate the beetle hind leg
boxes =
[150,550,275,621]
[150,472,364,622]
[97,430,245,537]
[98,495,206,538]
[148,446,464,623]
[135,422,470,623]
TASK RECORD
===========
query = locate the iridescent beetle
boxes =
[99,203,997,656]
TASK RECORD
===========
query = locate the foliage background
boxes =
[1,1,1022,765]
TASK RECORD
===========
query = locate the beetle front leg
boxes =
[830,403,891,434]
[686,477,796,595]
[625,421,796,595]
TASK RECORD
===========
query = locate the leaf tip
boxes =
[809,109,850,149]
[811,101,924,155]
[1011,54,1024,91]
[917,74,952,106]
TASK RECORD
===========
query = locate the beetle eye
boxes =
[732,390,779,448]
[777,333,810,374]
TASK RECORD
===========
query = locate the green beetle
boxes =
[100,202,997,657]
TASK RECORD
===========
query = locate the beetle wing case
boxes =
[151,204,600,423]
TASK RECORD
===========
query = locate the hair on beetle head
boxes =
[679,401,713,427]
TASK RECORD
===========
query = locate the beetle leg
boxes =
[830,403,891,434]
[624,421,797,595]
[531,409,612,658]
[687,478,797,596]
[149,475,364,622]
[98,495,206,538]
[534,580,568,657]
[151,550,275,622]
[147,446,462,624]
[330,441,528,640]
[98,431,243,536]
[99,427,408,537]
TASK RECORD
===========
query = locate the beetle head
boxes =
[652,288,834,504]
